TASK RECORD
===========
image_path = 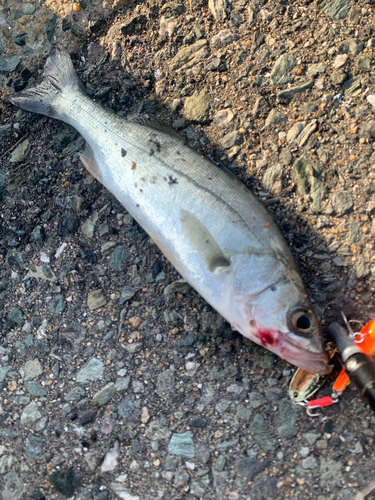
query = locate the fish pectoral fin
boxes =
[180,209,231,273]
[80,143,102,182]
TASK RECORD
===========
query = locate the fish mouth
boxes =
[280,336,330,375]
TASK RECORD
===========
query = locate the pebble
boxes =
[250,413,276,451]
[9,139,30,163]
[265,109,286,127]
[109,484,140,500]
[235,457,268,480]
[101,441,119,472]
[20,359,43,381]
[20,401,42,425]
[49,469,81,496]
[270,53,296,85]
[77,358,105,383]
[331,191,353,215]
[214,108,234,127]
[93,383,116,406]
[87,289,107,310]
[2,472,26,500]
[168,431,195,458]
[184,90,212,122]
[220,130,243,149]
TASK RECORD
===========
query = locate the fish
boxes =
[10,45,329,374]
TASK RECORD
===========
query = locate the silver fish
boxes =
[10,45,329,374]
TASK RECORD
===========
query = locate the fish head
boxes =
[228,254,329,375]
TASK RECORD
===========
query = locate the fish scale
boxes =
[10,45,329,375]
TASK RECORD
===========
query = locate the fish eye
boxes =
[289,307,317,335]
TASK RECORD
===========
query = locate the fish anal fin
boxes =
[181,209,231,273]
[80,144,102,182]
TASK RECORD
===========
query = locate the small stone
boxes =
[237,405,252,422]
[213,108,234,127]
[270,53,296,85]
[93,383,116,406]
[110,246,126,271]
[331,70,347,85]
[101,441,119,472]
[81,211,99,238]
[8,306,24,325]
[84,451,104,470]
[306,63,326,78]
[235,457,268,480]
[293,156,310,194]
[65,386,85,402]
[49,469,81,496]
[173,468,190,487]
[208,364,238,380]
[215,455,226,471]
[25,435,44,462]
[184,90,212,122]
[303,432,321,445]
[120,14,147,34]
[190,418,207,428]
[252,96,269,118]
[88,289,107,310]
[26,381,47,397]
[49,294,65,314]
[190,482,205,498]
[250,413,276,451]
[357,56,372,72]
[216,439,239,452]
[77,358,105,383]
[120,286,137,303]
[46,14,57,41]
[20,359,43,381]
[211,29,239,48]
[115,376,131,392]
[265,109,286,127]
[287,122,305,143]
[220,130,243,149]
[302,456,318,469]
[331,191,353,215]
[278,81,314,103]
[0,56,21,73]
[170,40,209,72]
[10,139,30,163]
[29,226,44,244]
[322,0,349,20]
[20,401,42,425]
[208,0,227,22]
[297,119,317,147]
[156,369,175,398]
[332,54,348,69]
[168,431,195,458]
[118,397,135,417]
[2,472,26,500]
[359,121,375,139]
[109,484,140,500]
[320,458,343,487]
[342,76,361,98]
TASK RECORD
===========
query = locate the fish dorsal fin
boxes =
[127,115,185,141]
[181,209,231,272]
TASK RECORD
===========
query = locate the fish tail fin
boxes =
[9,44,80,118]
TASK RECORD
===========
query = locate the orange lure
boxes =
[333,318,375,392]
